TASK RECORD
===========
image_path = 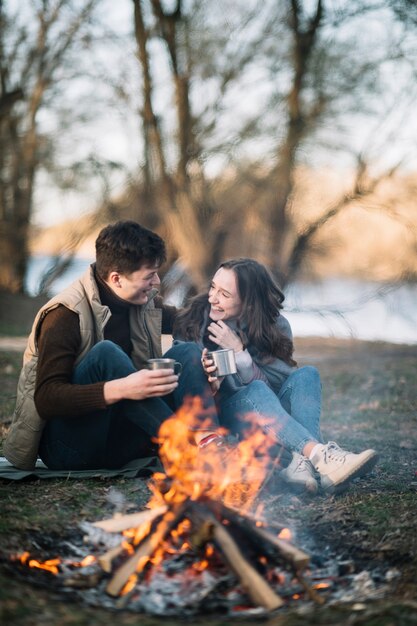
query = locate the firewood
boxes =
[184,502,283,610]
[106,502,187,597]
[211,519,284,610]
[98,543,126,574]
[252,527,310,570]
[92,506,168,533]
[217,503,310,570]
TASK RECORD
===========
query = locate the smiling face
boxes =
[106,263,161,305]
[208,267,242,322]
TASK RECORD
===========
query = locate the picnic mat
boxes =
[0,456,162,481]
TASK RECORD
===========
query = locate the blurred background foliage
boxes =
[1,0,416,297]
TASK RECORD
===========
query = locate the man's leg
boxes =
[39,341,173,469]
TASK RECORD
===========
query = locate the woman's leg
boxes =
[219,380,318,453]
[278,366,323,443]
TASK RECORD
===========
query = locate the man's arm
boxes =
[34,306,106,419]
[35,305,179,419]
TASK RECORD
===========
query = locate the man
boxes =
[4,220,218,471]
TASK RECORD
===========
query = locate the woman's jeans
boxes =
[171,341,323,455]
[219,367,323,455]
[39,341,219,470]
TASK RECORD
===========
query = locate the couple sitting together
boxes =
[4,220,378,495]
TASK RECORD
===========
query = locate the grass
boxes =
[0,351,22,437]
[0,336,417,625]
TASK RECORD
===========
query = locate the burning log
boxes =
[106,502,187,596]
[209,515,284,610]
[98,543,126,574]
[182,500,284,610]
[92,505,168,533]
[99,495,311,610]
[218,504,310,570]
[257,529,310,570]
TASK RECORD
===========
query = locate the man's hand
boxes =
[207,320,244,352]
[103,369,178,405]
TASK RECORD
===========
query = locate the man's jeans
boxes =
[39,340,218,470]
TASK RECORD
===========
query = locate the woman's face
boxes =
[208,267,242,322]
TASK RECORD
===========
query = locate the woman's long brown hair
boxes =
[174,258,296,366]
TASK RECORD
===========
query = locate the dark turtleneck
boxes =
[95,269,132,357]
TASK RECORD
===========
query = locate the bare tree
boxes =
[0,0,100,294]
[128,0,416,295]
[251,0,416,285]
[131,0,267,290]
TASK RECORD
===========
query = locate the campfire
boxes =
[10,398,331,616]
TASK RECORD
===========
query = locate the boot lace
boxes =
[294,454,314,474]
[323,441,349,464]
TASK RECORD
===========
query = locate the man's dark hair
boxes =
[95,220,166,279]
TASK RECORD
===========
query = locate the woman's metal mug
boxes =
[147,358,182,376]
[206,348,237,376]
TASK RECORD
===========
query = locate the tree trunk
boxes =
[267,0,323,285]
[0,217,30,293]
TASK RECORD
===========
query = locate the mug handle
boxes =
[174,361,182,376]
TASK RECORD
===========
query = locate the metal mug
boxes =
[147,358,182,376]
[206,348,237,376]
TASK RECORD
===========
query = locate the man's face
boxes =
[107,263,161,305]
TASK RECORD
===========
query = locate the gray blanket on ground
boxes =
[0,456,162,480]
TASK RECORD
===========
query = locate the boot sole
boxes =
[279,475,319,495]
[320,451,379,495]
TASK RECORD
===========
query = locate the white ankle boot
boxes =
[311,442,378,494]
[280,452,319,494]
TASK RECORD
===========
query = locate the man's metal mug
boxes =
[147,358,182,376]
[206,348,237,376]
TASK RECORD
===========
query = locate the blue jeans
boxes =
[278,366,323,444]
[220,375,322,455]
[39,340,219,470]
[172,342,324,455]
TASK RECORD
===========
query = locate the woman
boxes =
[173,258,378,495]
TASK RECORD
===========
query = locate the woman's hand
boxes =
[201,348,222,393]
[207,321,244,352]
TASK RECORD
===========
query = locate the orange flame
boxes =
[75,555,96,568]
[18,551,60,575]
[313,581,331,589]
[120,573,137,596]
[16,551,97,575]
[149,396,281,512]
[278,528,292,541]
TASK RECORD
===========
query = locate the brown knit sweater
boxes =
[34,282,177,420]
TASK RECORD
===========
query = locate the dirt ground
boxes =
[0,291,416,625]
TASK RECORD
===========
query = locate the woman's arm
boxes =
[234,349,269,384]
